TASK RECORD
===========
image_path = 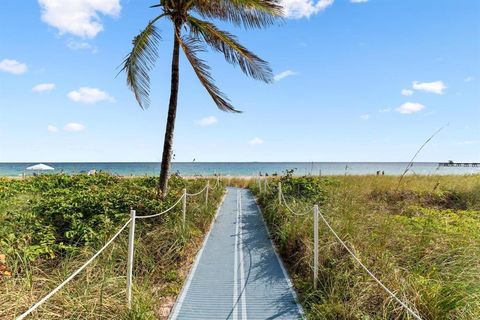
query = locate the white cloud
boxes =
[38,0,121,39]
[33,83,56,93]
[47,125,59,133]
[464,76,475,82]
[67,87,114,104]
[350,0,368,3]
[249,137,264,145]
[0,59,28,75]
[64,122,85,132]
[274,70,296,82]
[280,0,334,19]
[360,114,370,120]
[458,140,479,145]
[396,102,425,114]
[66,39,97,53]
[412,80,447,95]
[401,89,413,96]
[197,116,218,127]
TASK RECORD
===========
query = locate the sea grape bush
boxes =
[0,173,197,263]
[279,171,334,204]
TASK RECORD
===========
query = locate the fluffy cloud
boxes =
[396,102,425,114]
[360,114,371,120]
[0,59,28,75]
[38,0,121,38]
[458,140,479,145]
[64,122,85,132]
[412,80,447,94]
[33,83,56,93]
[274,70,296,82]
[66,39,97,53]
[280,0,334,19]
[249,137,264,145]
[197,116,218,126]
[47,125,59,133]
[401,89,413,96]
[67,87,114,104]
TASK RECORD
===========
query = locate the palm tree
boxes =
[121,0,282,197]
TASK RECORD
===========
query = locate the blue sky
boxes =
[0,0,479,162]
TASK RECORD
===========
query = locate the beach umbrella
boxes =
[26,163,54,171]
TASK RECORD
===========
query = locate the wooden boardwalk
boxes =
[169,187,303,319]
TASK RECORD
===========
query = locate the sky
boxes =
[0,0,479,163]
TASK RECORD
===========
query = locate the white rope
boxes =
[280,190,310,216]
[135,194,185,219]
[186,183,208,197]
[16,219,132,320]
[316,210,423,320]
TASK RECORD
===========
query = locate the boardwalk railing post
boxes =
[205,182,209,206]
[126,209,136,309]
[278,182,282,204]
[182,188,187,227]
[313,205,319,290]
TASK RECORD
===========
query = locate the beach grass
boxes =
[251,174,480,319]
[0,174,224,319]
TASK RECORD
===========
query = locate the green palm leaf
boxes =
[192,0,283,29]
[120,20,161,109]
[177,35,240,113]
[187,16,273,83]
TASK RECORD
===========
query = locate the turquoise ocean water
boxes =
[0,162,478,177]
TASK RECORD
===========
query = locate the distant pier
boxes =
[438,162,479,167]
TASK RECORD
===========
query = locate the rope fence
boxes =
[16,178,222,320]
[17,176,422,320]
[261,180,423,320]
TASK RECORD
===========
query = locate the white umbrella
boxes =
[26,163,55,171]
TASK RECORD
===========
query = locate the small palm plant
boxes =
[120,0,282,197]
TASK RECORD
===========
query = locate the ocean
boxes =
[0,162,478,177]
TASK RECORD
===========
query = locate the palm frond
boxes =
[192,0,283,29]
[177,35,240,113]
[187,16,273,83]
[120,20,161,109]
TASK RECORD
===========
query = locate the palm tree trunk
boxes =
[158,26,181,197]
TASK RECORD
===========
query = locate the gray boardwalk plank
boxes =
[170,187,303,320]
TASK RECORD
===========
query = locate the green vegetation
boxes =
[121,0,282,195]
[252,174,480,319]
[0,173,224,319]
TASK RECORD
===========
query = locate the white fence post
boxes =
[278,182,282,204]
[126,209,136,309]
[313,205,319,290]
[182,188,187,227]
[205,181,210,206]
[205,182,209,206]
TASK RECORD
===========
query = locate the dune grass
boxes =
[251,174,480,319]
[0,174,224,319]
